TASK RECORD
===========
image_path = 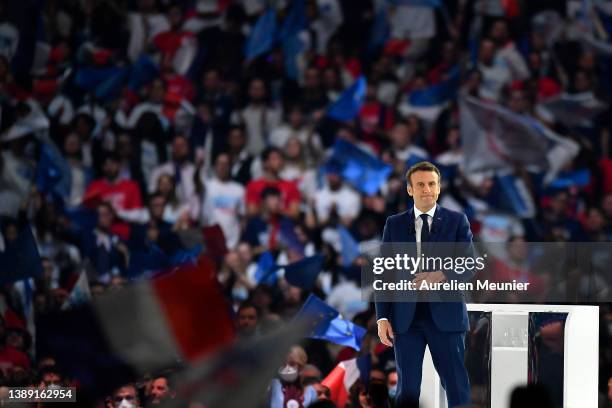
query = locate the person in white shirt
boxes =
[0,128,35,217]
[314,168,361,225]
[489,20,530,82]
[477,39,511,101]
[268,105,322,154]
[127,0,170,63]
[202,153,245,249]
[389,120,429,162]
[149,135,200,221]
[231,78,281,156]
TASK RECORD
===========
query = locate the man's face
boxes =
[265,152,284,174]
[248,80,266,102]
[387,371,398,388]
[172,137,189,162]
[42,372,61,387]
[390,124,410,149]
[264,193,281,214]
[112,386,138,408]
[304,68,320,89]
[150,378,170,404]
[237,306,258,335]
[228,129,245,151]
[407,171,440,211]
[312,383,329,400]
[103,159,120,181]
[149,196,166,220]
[203,71,220,92]
[97,205,114,231]
[479,40,496,65]
[214,154,231,180]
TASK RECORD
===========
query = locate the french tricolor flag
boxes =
[322,356,371,408]
[39,257,235,397]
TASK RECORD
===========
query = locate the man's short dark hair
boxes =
[261,186,281,200]
[405,161,441,186]
[237,301,260,318]
[261,147,282,162]
[152,372,174,390]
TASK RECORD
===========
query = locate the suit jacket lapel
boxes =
[430,204,444,242]
[405,208,416,242]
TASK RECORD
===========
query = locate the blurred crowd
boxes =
[1,0,612,406]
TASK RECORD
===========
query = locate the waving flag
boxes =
[338,226,360,268]
[294,294,366,350]
[408,65,460,107]
[459,96,579,182]
[62,271,92,310]
[548,169,591,189]
[401,66,460,122]
[326,139,392,195]
[367,6,390,53]
[166,322,307,407]
[278,0,307,40]
[0,221,43,285]
[322,355,372,408]
[540,92,607,127]
[244,9,277,61]
[254,251,279,285]
[327,76,367,121]
[39,258,235,397]
[284,254,324,290]
[36,142,71,200]
[489,174,536,218]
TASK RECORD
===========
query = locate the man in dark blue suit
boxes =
[375,161,474,407]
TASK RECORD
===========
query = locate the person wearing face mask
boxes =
[39,366,64,390]
[386,369,398,402]
[107,384,141,408]
[269,346,317,408]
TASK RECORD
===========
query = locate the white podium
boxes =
[419,304,599,408]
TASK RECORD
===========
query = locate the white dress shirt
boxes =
[378,205,436,323]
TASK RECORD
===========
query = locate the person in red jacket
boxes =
[83,153,142,240]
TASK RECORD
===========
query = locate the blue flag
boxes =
[367,7,390,53]
[75,66,128,101]
[487,175,536,218]
[244,9,277,61]
[321,315,367,351]
[326,139,392,195]
[326,76,367,121]
[169,244,202,266]
[128,55,159,91]
[338,226,360,268]
[278,0,307,40]
[278,219,304,255]
[294,294,338,332]
[408,65,460,107]
[294,294,366,351]
[0,222,43,285]
[95,66,129,101]
[548,169,591,190]
[36,142,71,201]
[127,243,171,279]
[284,254,324,290]
[283,34,304,80]
[127,243,202,279]
[255,251,279,285]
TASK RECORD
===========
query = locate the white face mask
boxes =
[115,398,136,408]
[278,364,299,383]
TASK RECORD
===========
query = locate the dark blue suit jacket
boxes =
[374,204,475,333]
